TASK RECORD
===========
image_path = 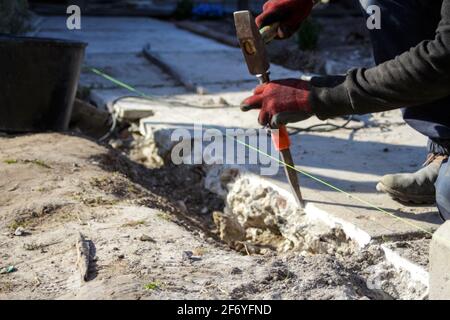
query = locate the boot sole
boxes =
[376,182,436,205]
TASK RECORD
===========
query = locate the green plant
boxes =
[25,159,51,169]
[0,0,31,34]
[121,220,146,228]
[174,0,193,20]
[296,18,321,51]
[8,219,26,231]
[3,159,18,164]
[156,212,171,221]
[144,282,160,291]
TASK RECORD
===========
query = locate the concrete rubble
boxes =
[206,167,355,255]
[430,222,450,299]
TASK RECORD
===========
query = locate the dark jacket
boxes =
[310,0,450,120]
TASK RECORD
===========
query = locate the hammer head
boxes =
[234,10,270,77]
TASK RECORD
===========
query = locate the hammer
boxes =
[234,10,305,208]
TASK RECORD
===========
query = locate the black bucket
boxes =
[0,35,87,132]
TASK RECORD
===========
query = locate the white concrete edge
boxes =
[236,170,372,248]
[303,203,372,248]
[381,244,429,287]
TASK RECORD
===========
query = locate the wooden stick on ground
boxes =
[75,232,90,282]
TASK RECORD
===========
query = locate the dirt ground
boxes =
[0,133,426,300]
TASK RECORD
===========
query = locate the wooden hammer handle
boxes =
[260,22,280,44]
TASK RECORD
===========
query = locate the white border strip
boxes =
[381,244,429,286]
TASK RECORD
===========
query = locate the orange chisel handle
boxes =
[271,125,291,151]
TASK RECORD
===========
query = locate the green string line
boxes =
[90,67,436,238]
[90,68,153,99]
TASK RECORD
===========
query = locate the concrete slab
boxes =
[430,221,450,299]
[142,31,235,54]
[37,16,170,32]
[37,30,157,54]
[144,49,302,93]
[89,86,188,110]
[36,16,189,109]
[114,103,155,121]
[80,53,178,89]
[134,95,333,136]
[37,16,232,55]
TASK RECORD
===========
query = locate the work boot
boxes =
[376,154,448,204]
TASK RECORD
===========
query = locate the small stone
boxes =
[182,251,201,262]
[271,292,282,300]
[203,280,212,286]
[71,163,80,172]
[117,254,125,259]
[14,227,26,236]
[0,266,16,274]
[230,267,242,275]
[217,97,229,106]
[139,234,155,242]
[182,251,193,261]
[7,184,19,192]
[176,200,187,213]
[109,139,124,149]
[200,207,208,215]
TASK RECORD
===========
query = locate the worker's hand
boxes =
[256,0,314,39]
[240,79,313,127]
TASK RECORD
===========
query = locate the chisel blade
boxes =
[279,149,305,208]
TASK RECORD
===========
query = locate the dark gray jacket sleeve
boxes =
[309,0,450,120]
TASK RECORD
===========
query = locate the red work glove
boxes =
[240,79,313,127]
[256,0,314,39]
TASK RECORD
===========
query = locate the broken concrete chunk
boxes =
[139,234,156,242]
[70,99,111,138]
[212,211,246,245]
[206,168,356,255]
[115,105,155,122]
[0,266,16,274]
[112,97,158,122]
[14,227,27,236]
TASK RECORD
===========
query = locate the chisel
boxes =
[234,10,305,208]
